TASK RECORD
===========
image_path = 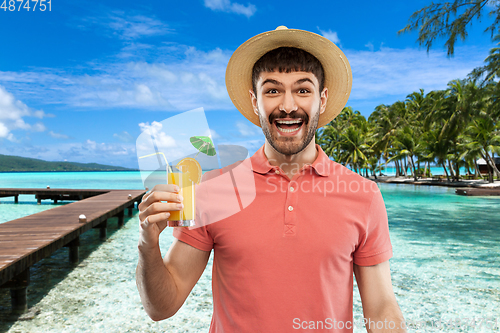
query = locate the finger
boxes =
[141,184,180,205]
[140,212,170,227]
[139,190,183,211]
[141,188,158,205]
[139,202,183,222]
[140,186,162,205]
[151,184,180,194]
[139,193,182,215]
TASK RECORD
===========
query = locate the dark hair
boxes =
[251,47,325,94]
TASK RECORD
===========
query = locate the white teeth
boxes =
[277,126,300,133]
[275,119,303,133]
[276,124,301,133]
[276,119,302,124]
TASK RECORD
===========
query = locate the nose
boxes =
[279,91,298,113]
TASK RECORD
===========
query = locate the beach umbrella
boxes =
[190,136,216,156]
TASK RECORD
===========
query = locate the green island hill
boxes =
[0,154,135,172]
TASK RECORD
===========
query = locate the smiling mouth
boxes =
[274,119,303,133]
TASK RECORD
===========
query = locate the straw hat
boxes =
[225,26,352,129]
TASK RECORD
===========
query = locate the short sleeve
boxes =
[353,187,393,266]
[173,225,213,251]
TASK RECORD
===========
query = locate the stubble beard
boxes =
[258,107,320,156]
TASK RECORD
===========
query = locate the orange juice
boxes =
[167,167,195,227]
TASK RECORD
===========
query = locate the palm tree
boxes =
[444,79,482,180]
[369,104,397,176]
[370,101,411,177]
[318,107,373,175]
[316,124,341,161]
[367,155,384,179]
[317,106,364,162]
[421,128,453,181]
[418,81,481,181]
[399,0,499,56]
[339,125,369,174]
[458,133,486,178]
[405,89,429,175]
[462,116,500,182]
[319,77,500,184]
[391,126,419,181]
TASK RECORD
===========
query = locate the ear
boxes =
[249,89,258,116]
[319,87,328,114]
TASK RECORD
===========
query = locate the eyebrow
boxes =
[261,78,283,87]
[260,77,315,87]
[295,78,315,85]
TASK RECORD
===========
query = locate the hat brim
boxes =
[225,28,352,129]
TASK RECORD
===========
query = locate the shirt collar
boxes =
[309,145,331,176]
[250,145,274,175]
[250,144,331,177]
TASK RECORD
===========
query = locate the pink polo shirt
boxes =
[173,144,392,332]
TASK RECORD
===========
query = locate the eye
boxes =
[298,88,310,94]
[266,88,279,94]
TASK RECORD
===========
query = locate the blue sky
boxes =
[0,0,495,168]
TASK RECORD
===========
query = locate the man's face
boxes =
[250,70,328,156]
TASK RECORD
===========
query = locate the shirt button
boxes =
[290,187,294,192]
[275,170,280,174]
[288,206,293,211]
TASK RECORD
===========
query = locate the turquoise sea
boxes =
[379,166,469,177]
[0,171,499,332]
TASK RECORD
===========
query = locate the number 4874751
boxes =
[1,0,51,11]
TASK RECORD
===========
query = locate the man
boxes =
[136,26,406,332]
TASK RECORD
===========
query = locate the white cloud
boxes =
[0,122,10,139]
[204,128,220,139]
[83,139,133,156]
[365,42,374,52]
[0,86,30,121]
[0,46,232,111]
[113,131,134,142]
[33,110,49,118]
[236,121,260,136]
[32,122,46,132]
[49,131,70,139]
[318,28,341,46]
[138,121,177,150]
[134,84,168,105]
[138,120,159,134]
[117,42,155,59]
[110,13,171,39]
[85,139,97,150]
[345,45,489,109]
[0,41,491,119]
[0,85,49,141]
[204,0,256,17]
[80,11,173,40]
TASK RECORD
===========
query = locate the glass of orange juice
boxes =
[166,164,196,227]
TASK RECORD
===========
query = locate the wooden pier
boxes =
[0,188,110,204]
[455,187,500,196]
[0,189,145,314]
